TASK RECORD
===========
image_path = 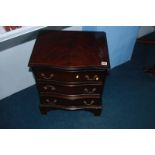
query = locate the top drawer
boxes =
[33,68,107,84]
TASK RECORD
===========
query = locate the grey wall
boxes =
[138,26,154,38]
[0,39,36,100]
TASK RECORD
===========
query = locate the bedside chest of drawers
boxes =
[28,30,110,116]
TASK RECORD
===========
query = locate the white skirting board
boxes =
[0,26,45,42]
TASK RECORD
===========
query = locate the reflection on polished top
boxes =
[29,30,110,69]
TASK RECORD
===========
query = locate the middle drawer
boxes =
[37,82,103,95]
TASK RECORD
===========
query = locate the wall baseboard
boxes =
[0,26,45,42]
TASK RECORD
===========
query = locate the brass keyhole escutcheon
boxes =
[95,77,99,81]
[76,74,79,79]
[94,75,99,81]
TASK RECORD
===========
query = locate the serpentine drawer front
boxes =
[40,95,100,107]
[28,30,110,116]
[33,69,107,83]
[37,82,103,95]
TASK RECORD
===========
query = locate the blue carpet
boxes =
[1,33,155,129]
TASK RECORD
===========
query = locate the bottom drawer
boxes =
[40,95,101,107]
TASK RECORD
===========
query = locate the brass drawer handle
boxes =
[84,88,97,94]
[40,73,54,80]
[45,98,57,104]
[83,100,95,105]
[85,75,99,81]
[43,85,56,91]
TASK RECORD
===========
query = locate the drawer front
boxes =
[37,82,103,95]
[34,69,107,83]
[40,95,100,107]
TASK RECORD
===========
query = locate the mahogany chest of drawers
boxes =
[28,30,110,116]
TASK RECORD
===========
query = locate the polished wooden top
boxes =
[29,30,110,69]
